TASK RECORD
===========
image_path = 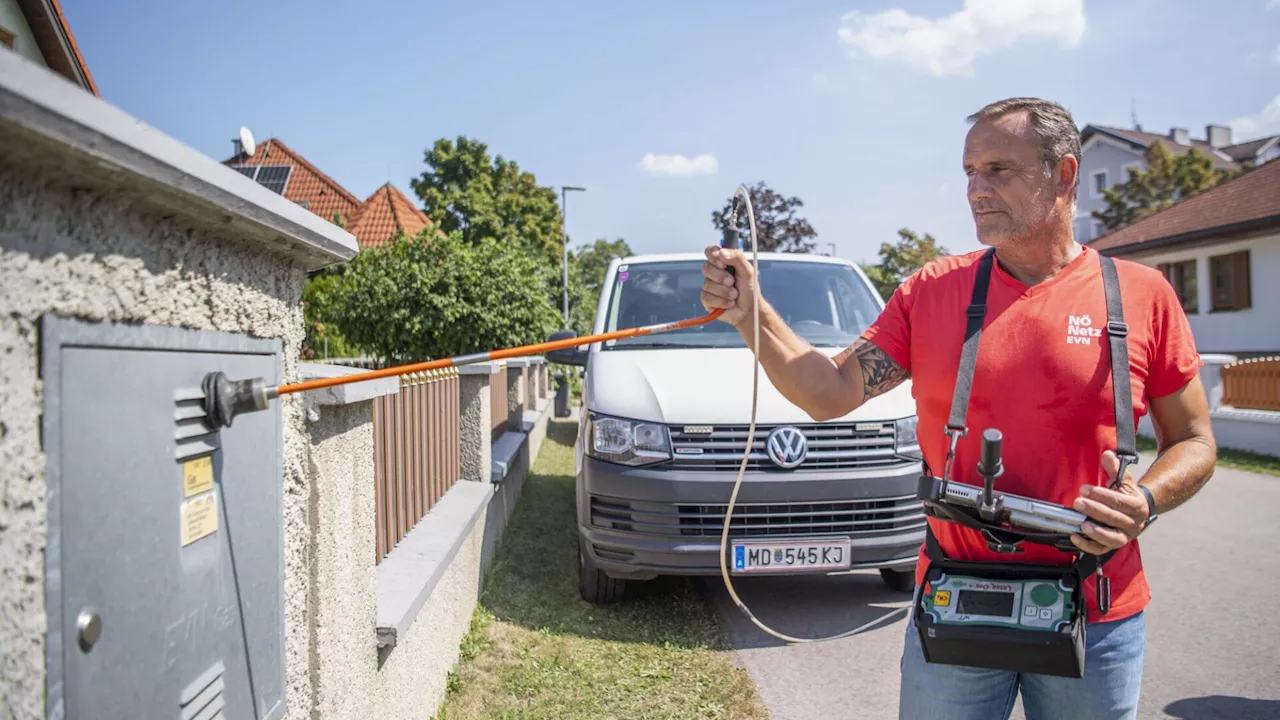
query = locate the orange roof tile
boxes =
[1087,156,1280,254]
[223,138,361,225]
[348,183,437,248]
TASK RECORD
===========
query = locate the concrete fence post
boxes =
[505,359,528,430]
[458,362,501,483]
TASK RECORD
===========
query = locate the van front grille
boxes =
[668,422,903,472]
[589,495,927,538]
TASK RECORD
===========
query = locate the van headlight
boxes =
[895,415,919,456]
[586,413,671,466]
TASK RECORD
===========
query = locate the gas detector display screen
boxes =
[956,590,1015,617]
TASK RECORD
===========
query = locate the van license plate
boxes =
[730,539,852,574]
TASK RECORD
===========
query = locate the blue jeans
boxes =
[898,601,1146,720]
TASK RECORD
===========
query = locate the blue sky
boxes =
[61,0,1280,264]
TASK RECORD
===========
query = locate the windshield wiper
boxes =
[608,341,715,349]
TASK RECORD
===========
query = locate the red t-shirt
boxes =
[861,244,1201,622]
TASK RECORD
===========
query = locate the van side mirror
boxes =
[545,329,587,367]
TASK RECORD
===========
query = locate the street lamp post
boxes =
[560,185,586,328]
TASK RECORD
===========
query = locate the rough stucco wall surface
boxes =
[298,399,379,720]
[458,374,490,483]
[0,168,310,718]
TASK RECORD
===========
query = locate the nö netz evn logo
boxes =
[1065,314,1103,345]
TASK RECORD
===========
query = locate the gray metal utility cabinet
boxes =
[41,318,286,720]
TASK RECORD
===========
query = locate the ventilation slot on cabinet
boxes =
[174,387,221,461]
[179,660,226,720]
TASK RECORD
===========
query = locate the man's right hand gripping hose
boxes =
[704,187,910,645]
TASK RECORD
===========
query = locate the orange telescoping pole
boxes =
[272,307,726,397]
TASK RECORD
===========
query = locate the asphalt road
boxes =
[703,456,1280,720]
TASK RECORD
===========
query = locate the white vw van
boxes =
[546,251,925,604]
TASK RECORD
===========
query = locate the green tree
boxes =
[1092,143,1241,232]
[864,228,949,301]
[711,181,818,253]
[301,267,362,359]
[410,136,564,266]
[322,229,561,363]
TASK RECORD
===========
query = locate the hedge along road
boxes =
[703,453,1280,720]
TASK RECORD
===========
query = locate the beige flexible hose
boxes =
[716,185,910,644]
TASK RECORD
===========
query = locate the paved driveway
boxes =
[703,457,1280,719]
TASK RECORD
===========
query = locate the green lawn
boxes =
[1137,435,1280,477]
[433,419,768,720]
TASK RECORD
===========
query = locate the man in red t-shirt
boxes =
[700,97,1217,719]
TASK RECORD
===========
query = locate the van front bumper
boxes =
[578,456,926,581]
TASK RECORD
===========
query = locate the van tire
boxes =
[880,567,916,593]
[578,539,627,604]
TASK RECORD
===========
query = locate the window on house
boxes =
[1157,260,1198,313]
[1092,171,1108,197]
[0,26,16,49]
[1209,250,1251,312]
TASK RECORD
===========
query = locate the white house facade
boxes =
[1104,232,1278,356]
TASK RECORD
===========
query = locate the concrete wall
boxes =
[293,360,551,720]
[0,52,356,720]
[0,166,316,718]
[299,397,378,720]
[1117,233,1280,354]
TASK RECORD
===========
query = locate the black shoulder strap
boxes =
[1100,254,1137,487]
[946,247,996,437]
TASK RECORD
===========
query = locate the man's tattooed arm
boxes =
[836,338,910,403]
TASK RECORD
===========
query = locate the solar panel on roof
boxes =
[232,165,255,178]
[252,166,293,195]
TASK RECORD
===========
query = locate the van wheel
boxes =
[578,539,627,604]
[880,567,916,593]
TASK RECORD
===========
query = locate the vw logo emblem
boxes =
[766,426,808,469]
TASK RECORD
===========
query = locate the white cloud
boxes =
[1270,0,1280,8]
[1230,95,1280,140]
[837,0,1086,78]
[639,153,719,177]
[1274,43,1280,64]
[812,72,830,85]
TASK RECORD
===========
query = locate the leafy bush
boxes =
[324,230,562,363]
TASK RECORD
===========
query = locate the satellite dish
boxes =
[239,126,256,158]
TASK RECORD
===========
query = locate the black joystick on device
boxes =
[977,428,1004,523]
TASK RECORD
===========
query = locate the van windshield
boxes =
[601,259,884,350]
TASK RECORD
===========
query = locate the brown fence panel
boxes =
[1222,356,1280,412]
[372,369,464,564]
[491,364,508,441]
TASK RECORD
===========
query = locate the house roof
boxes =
[223,137,361,224]
[1087,154,1280,255]
[1220,136,1279,164]
[347,183,436,248]
[1081,125,1241,171]
[16,0,98,95]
